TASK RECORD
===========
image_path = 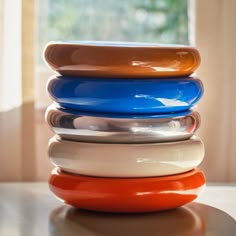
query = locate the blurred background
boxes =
[0,0,235,182]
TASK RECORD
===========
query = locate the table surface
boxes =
[0,183,236,236]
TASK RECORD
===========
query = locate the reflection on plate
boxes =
[49,203,236,236]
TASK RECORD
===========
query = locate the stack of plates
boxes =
[44,41,205,213]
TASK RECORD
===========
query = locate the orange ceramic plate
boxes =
[49,168,205,213]
[44,41,201,77]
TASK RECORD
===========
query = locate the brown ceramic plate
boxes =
[44,41,201,77]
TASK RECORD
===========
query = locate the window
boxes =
[37,0,189,63]
[36,0,189,107]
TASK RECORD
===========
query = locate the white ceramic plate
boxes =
[48,136,204,177]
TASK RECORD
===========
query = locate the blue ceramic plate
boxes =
[47,76,203,114]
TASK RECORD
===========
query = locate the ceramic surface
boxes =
[48,136,204,177]
[49,168,206,213]
[46,104,200,143]
[44,41,201,77]
[47,76,203,114]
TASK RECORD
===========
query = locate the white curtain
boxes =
[0,0,37,182]
[194,0,236,181]
[0,0,22,112]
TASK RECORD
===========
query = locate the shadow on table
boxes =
[49,202,236,236]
